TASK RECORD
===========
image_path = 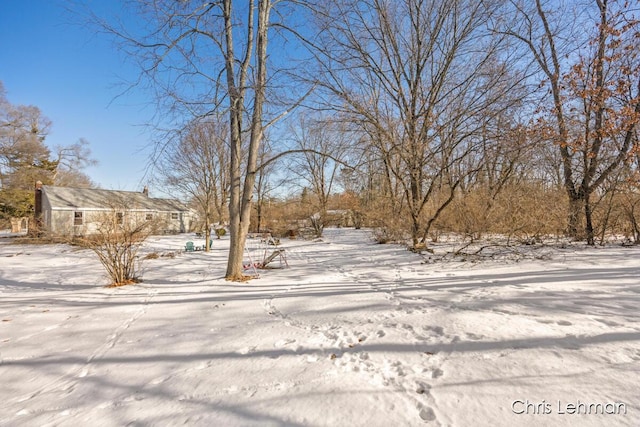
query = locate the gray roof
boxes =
[42,186,189,212]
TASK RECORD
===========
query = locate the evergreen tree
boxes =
[0,82,95,226]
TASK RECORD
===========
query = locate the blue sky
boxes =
[0,0,155,193]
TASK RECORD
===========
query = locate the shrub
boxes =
[75,200,159,286]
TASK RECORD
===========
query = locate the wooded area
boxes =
[131,0,640,266]
[3,0,640,280]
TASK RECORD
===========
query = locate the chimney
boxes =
[143,186,149,197]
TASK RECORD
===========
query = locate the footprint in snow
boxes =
[419,406,437,422]
[465,332,483,340]
[423,325,444,336]
[415,381,431,394]
[431,368,444,379]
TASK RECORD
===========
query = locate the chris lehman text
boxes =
[512,400,627,415]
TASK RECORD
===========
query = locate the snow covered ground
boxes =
[0,229,638,426]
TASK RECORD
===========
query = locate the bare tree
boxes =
[619,154,640,244]
[253,136,280,234]
[158,117,229,251]
[454,118,534,240]
[500,0,640,244]
[288,114,352,237]
[222,0,273,279]
[51,138,97,187]
[307,0,521,249]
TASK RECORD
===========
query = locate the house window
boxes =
[116,212,124,225]
[74,211,83,226]
[146,213,153,221]
[171,212,179,220]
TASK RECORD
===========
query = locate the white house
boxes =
[34,183,196,236]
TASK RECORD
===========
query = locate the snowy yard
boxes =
[0,229,639,426]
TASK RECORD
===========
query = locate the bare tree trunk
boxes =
[584,191,595,246]
[225,0,271,280]
[204,214,211,252]
[224,0,248,280]
[567,196,583,239]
